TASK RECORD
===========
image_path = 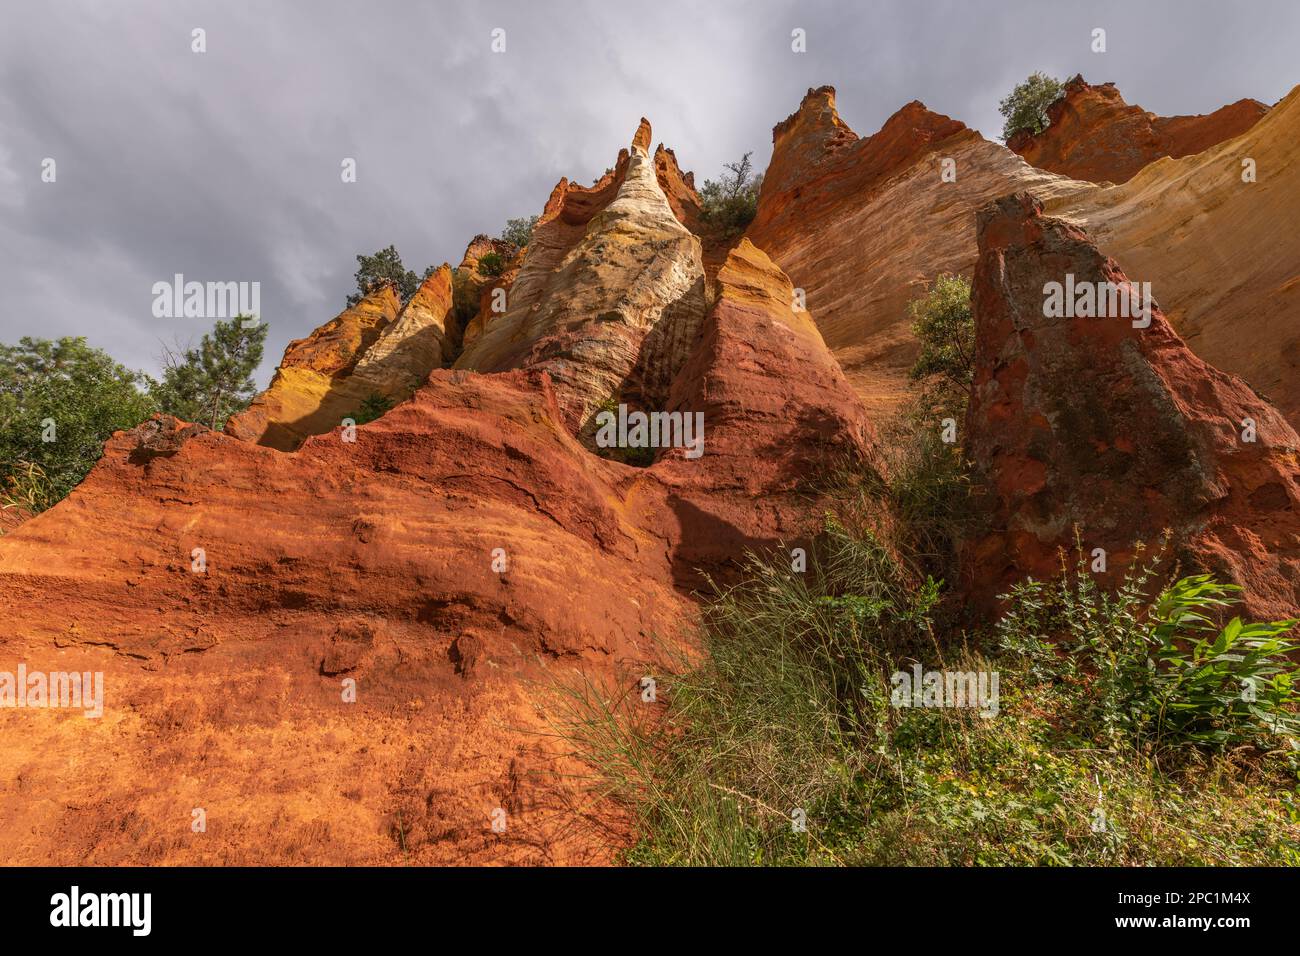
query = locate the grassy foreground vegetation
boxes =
[547,278,1300,867]
[551,517,1300,866]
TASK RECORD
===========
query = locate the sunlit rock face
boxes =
[1048,84,1300,429]
[456,120,707,435]
[746,86,1090,420]
[1008,74,1268,185]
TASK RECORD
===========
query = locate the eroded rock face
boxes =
[456,121,707,434]
[1009,75,1268,184]
[651,240,880,585]
[225,284,404,449]
[0,376,692,865]
[1049,84,1300,429]
[352,265,457,392]
[746,87,1091,420]
[962,192,1300,620]
[0,220,878,865]
[227,269,461,451]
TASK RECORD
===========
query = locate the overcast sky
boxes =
[2,0,1297,386]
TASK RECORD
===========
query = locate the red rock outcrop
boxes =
[1009,75,1268,184]
[745,87,1091,420]
[651,240,878,583]
[962,192,1300,620]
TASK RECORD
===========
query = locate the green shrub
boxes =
[699,152,763,238]
[907,273,974,418]
[999,72,1064,143]
[477,252,507,277]
[500,216,539,249]
[348,392,393,426]
[999,548,1300,753]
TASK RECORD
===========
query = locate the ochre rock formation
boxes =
[225,284,402,449]
[456,120,707,434]
[1051,84,1300,428]
[227,267,462,451]
[651,239,878,583]
[745,87,1090,420]
[456,236,522,351]
[962,192,1300,620]
[0,160,874,865]
[1009,74,1268,184]
[747,84,1299,433]
[352,265,458,392]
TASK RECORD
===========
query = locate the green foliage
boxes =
[999,72,1064,142]
[879,411,976,579]
[477,252,507,277]
[551,518,1300,865]
[349,392,393,426]
[347,245,432,306]
[548,520,937,865]
[699,151,763,238]
[151,317,266,431]
[500,216,539,249]
[999,547,1300,753]
[0,336,156,509]
[585,394,656,467]
[907,273,974,416]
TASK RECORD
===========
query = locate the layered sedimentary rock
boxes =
[0,379,691,865]
[227,269,458,451]
[1009,75,1268,184]
[460,122,703,362]
[458,239,524,351]
[352,265,458,391]
[456,121,707,434]
[747,84,1299,431]
[962,192,1300,620]
[0,133,876,864]
[1051,84,1300,428]
[745,87,1090,419]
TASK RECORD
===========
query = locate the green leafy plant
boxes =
[998,546,1300,752]
[500,215,539,249]
[477,251,507,277]
[1150,576,1300,746]
[998,72,1064,142]
[699,152,763,238]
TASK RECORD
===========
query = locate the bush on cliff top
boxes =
[999,72,1065,143]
